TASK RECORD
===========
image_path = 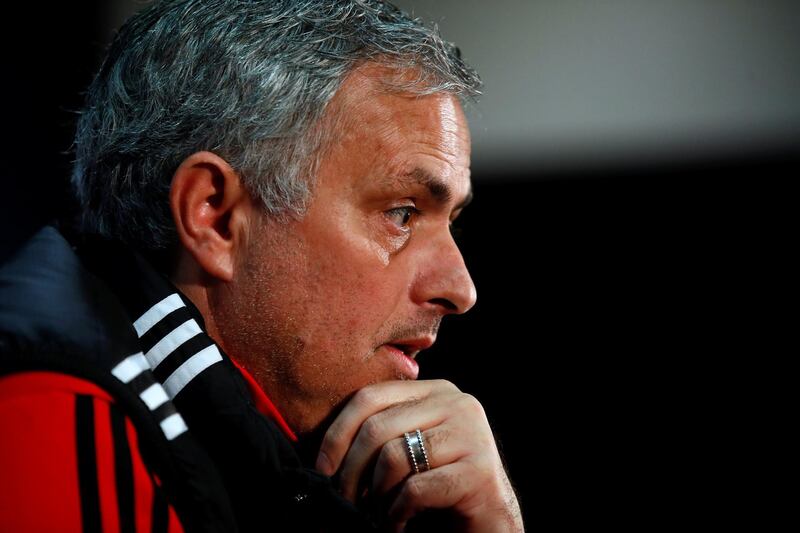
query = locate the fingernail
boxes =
[316,450,332,476]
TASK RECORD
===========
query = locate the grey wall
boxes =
[105,1,800,176]
[393,0,800,174]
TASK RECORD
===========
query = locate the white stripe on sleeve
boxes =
[159,413,189,440]
[139,383,170,411]
[110,352,149,383]
[133,293,185,337]
[144,319,202,369]
[162,345,223,398]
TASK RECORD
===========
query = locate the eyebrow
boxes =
[399,167,473,211]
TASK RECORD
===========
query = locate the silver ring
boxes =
[403,428,431,474]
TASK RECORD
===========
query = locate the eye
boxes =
[385,205,419,229]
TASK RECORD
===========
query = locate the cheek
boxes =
[302,231,402,346]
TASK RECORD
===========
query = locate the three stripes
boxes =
[111,294,223,441]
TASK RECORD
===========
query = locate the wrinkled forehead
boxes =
[308,61,473,209]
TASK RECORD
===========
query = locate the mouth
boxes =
[382,344,420,380]
[380,337,435,381]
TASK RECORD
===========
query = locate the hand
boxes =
[315,379,524,532]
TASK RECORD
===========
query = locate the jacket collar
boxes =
[76,234,297,442]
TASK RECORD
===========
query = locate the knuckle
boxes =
[457,393,485,415]
[471,458,497,485]
[403,476,424,502]
[478,462,495,482]
[440,470,459,498]
[377,441,405,471]
[434,379,460,393]
[353,386,379,410]
[319,431,337,454]
[361,417,385,444]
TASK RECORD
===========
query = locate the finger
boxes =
[337,392,463,502]
[316,379,459,476]
[372,424,473,497]
[387,461,477,527]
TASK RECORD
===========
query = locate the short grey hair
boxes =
[71,0,482,254]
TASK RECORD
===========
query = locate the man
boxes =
[0,1,523,531]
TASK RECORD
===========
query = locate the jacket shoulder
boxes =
[0,370,184,533]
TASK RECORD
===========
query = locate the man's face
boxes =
[211,65,477,435]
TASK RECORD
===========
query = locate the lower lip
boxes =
[382,344,419,380]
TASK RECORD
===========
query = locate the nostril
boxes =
[429,297,457,312]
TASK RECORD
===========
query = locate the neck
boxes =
[171,260,226,347]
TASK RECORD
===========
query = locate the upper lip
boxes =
[385,337,436,359]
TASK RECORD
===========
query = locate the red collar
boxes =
[230,358,298,443]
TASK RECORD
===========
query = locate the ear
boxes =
[169,151,254,282]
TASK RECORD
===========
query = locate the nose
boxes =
[411,231,477,315]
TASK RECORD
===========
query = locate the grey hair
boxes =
[71,0,482,254]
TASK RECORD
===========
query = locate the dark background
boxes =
[423,157,789,528]
[2,3,791,529]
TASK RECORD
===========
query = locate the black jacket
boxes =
[0,225,380,532]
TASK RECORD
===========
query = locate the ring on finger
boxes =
[403,428,431,474]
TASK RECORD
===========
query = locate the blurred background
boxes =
[3,0,795,528]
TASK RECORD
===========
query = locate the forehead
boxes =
[320,63,472,199]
